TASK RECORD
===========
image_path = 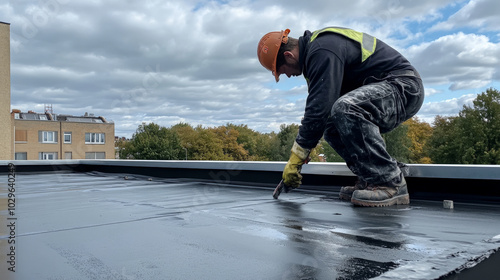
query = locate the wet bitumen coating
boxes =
[1,171,499,280]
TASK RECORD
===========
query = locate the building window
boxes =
[39,152,58,160]
[64,132,72,143]
[14,113,20,119]
[39,131,58,143]
[85,133,105,144]
[15,130,27,143]
[64,152,72,159]
[15,152,27,160]
[85,152,105,159]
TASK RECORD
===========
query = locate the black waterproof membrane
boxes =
[1,170,499,279]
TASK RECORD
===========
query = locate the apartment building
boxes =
[1,21,115,160]
[0,22,12,160]
[13,110,115,160]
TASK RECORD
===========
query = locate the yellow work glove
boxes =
[282,141,311,189]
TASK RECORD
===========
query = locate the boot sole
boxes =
[351,194,410,207]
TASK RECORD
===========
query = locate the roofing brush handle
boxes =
[273,179,290,199]
[273,156,309,199]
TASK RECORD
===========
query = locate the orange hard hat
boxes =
[257,29,290,82]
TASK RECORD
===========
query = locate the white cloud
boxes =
[431,0,500,32]
[417,93,477,124]
[424,87,442,97]
[406,32,500,90]
[2,0,499,138]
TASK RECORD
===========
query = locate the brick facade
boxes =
[0,22,12,160]
[13,113,115,160]
[0,21,115,160]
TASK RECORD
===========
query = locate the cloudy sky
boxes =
[2,0,500,138]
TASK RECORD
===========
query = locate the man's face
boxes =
[276,57,302,80]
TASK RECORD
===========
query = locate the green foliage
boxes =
[226,123,269,161]
[426,116,460,164]
[383,123,412,163]
[212,126,249,160]
[115,137,129,159]
[457,88,500,164]
[115,88,500,164]
[171,123,249,160]
[317,138,344,162]
[121,123,184,160]
[275,124,300,161]
[405,117,433,164]
[427,88,500,164]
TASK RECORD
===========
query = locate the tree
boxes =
[172,123,249,160]
[274,124,300,161]
[116,137,130,159]
[226,123,266,160]
[382,123,412,163]
[456,88,500,164]
[317,138,344,162]
[426,116,461,164]
[252,132,277,161]
[427,88,500,164]
[121,123,184,160]
[254,132,280,161]
[192,126,227,160]
[212,126,249,161]
[171,123,196,160]
[405,117,433,163]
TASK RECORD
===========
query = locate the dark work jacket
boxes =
[295,29,415,149]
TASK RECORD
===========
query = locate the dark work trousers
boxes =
[324,72,425,185]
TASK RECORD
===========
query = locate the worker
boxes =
[257,27,424,207]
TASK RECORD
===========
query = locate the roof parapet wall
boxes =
[1,160,499,203]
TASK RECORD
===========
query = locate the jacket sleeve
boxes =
[295,48,344,149]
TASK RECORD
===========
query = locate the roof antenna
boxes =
[44,104,53,114]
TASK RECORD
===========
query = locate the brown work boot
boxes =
[351,174,409,207]
[339,179,369,201]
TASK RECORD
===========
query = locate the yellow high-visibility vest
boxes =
[310,27,377,62]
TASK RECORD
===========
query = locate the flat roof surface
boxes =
[1,171,500,279]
